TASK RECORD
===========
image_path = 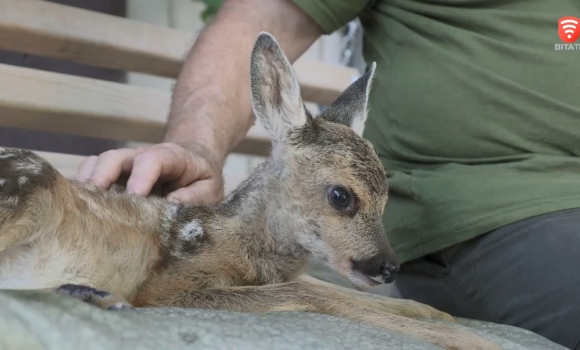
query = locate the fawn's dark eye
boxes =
[327,186,353,212]
[329,187,350,208]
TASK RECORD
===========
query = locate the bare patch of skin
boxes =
[179,220,204,240]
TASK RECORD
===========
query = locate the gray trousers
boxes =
[373,208,580,349]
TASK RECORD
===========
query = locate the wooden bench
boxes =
[0,0,360,192]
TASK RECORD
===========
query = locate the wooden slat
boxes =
[12,148,248,195]
[0,63,273,156]
[0,0,192,78]
[0,63,168,142]
[0,0,360,106]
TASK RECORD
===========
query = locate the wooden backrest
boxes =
[0,0,360,158]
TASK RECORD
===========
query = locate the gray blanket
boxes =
[0,263,568,350]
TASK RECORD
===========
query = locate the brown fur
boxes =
[0,33,500,350]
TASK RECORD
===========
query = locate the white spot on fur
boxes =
[18,176,28,187]
[180,220,204,240]
[0,178,6,187]
[14,160,43,175]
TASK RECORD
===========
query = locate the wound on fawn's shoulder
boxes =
[162,205,212,261]
[178,220,204,240]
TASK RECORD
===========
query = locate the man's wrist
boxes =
[166,138,226,170]
[164,96,233,168]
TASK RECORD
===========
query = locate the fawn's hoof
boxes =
[55,284,135,311]
[56,284,109,299]
[107,302,137,311]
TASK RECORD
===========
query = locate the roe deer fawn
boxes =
[0,32,500,350]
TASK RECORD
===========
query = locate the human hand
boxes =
[75,142,225,205]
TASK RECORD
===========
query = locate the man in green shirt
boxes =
[76,0,580,348]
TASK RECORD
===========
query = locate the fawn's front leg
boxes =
[298,273,457,322]
[167,281,500,350]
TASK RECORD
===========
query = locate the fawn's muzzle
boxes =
[351,254,400,284]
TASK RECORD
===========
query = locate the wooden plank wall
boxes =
[0,0,360,192]
[0,0,126,156]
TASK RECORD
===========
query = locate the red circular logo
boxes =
[558,16,580,43]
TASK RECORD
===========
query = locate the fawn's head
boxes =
[249,33,398,289]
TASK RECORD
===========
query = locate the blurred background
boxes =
[0,0,366,193]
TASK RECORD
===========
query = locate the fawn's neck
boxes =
[143,159,313,298]
[217,161,308,246]
[213,160,312,279]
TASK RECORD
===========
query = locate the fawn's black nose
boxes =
[381,263,400,283]
[352,254,400,284]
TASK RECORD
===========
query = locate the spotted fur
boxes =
[0,32,499,350]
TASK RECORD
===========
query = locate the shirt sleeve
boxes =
[292,0,376,34]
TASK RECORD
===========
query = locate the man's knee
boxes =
[372,209,580,348]
[454,209,580,348]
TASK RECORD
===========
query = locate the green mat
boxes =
[0,263,568,350]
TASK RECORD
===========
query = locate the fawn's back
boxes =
[0,148,169,297]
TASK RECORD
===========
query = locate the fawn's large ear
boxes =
[250,32,308,142]
[320,62,376,137]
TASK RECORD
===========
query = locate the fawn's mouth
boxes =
[329,257,398,289]
[348,257,399,289]
[349,269,383,288]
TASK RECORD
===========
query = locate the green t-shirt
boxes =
[293,0,580,264]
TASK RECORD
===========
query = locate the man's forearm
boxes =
[163,0,323,164]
